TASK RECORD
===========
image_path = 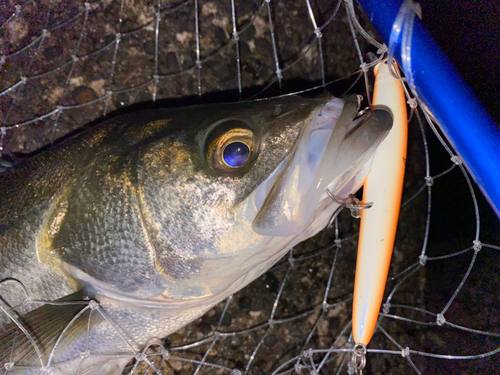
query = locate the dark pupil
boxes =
[223,141,250,167]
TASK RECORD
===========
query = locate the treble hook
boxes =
[325,189,373,229]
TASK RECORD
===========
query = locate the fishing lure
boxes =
[352,61,408,347]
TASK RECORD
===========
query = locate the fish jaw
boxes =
[252,95,392,237]
[251,96,347,236]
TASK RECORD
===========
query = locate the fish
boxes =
[0,93,392,374]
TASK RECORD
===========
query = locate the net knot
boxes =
[382,302,391,314]
[322,301,328,312]
[1,127,6,136]
[84,2,91,10]
[334,238,342,248]
[232,31,240,41]
[135,353,147,362]
[196,59,202,69]
[360,62,368,73]
[401,347,410,358]
[71,54,79,62]
[20,76,27,84]
[268,319,275,328]
[115,33,122,42]
[294,363,303,373]
[15,4,22,14]
[88,300,100,310]
[232,369,242,375]
[302,348,314,359]
[288,256,296,267]
[213,330,221,338]
[80,350,90,359]
[377,44,388,55]
[407,97,418,109]
[419,254,427,266]
[3,362,14,371]
[436,313,446,326]
[314,28,323,39]
[276,68,283,80]
[451,155,463,165]
[161,347,170,360]
[473,240,482,253]
[425,176,433,187]
[153,75,160,83]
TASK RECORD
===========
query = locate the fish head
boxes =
[57,94,391,309]
[98,94,392,306]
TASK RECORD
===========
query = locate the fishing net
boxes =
[1,0,499,374]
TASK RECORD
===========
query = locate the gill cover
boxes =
[252,95,393,236]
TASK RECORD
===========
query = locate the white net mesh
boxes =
[1,0,499,374]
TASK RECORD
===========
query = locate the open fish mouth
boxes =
[253,95,393,237]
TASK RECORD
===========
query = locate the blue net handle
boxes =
[357,0,500,219]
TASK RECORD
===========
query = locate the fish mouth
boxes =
[252,95,393,237]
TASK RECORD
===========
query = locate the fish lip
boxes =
[252,96,348,236]
[251,95,392,238]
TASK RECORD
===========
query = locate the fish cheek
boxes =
[137,145,205,281]
[47,154,162,295]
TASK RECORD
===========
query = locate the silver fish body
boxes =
[0,94,392,374]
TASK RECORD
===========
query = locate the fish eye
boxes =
[223,141,250,167]
[206,127,254,173]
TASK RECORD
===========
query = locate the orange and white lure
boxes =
[352,61,408,346]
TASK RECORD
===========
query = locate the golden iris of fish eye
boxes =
[206,128,254,172]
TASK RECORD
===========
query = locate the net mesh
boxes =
[1,0,499,374]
